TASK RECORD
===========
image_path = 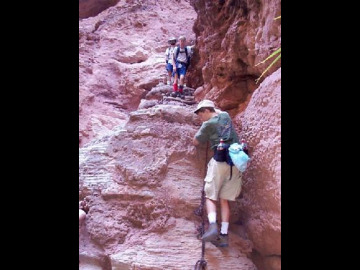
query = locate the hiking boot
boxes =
[201,223,218,242]
[210,234,229,247]
[171,92,178,97]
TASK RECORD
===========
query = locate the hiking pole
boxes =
[194,142,209,270]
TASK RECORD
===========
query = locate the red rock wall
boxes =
[79,0,119,19]
[187,2,281,267]
[236,68,281,270]
[79,1,281,270]
[189,0,281,112]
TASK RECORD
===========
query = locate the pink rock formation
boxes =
[79,0,196,147]
[80,105,256,269]
[236,68,281,270]
[79,0,281,270]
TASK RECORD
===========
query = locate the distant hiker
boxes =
[172,35,192,99]
[193,99,242,247]
[79,200,89,227]
[165,37,177,85]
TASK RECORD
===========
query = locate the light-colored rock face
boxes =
[79,0,197,147]
[80,105,257,270]
[79,0,281,270]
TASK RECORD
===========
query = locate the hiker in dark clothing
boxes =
[193,99,242,247]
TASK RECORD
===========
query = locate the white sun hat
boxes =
[193,99,216,114]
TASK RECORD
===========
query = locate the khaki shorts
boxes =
[204,158,242,201]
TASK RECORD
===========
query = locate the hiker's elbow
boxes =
[193,137,199,146]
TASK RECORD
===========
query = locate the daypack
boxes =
[175,46,191,68]
[228,143,251,172]
[213,142,250,177]
[213,142,235,179]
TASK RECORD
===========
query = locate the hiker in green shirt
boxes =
[193,99,242,247]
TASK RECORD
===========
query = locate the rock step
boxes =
[162,96,196,105]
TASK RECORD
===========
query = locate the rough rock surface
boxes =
[79,0,196,147]
[79,0,281,270]
[190,0,281,114]
[235,68,281,270]
[80,105,256,270]
[79,0,119,19]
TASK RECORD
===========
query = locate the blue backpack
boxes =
[228,143,251,172]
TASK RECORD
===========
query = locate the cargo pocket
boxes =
[234,183,242,198]
[204,159,216,183]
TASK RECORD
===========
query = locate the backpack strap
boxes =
[175,45,180,61]
[166,47,169,62]
[185,46,190,67]
[166,47,171,60]
[228,149,233,180]
[175,46,190,66]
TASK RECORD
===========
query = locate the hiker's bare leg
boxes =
[201,197,219,241]
[179,74,185,86]
[172,71,179,92]
[206,198,217,216]
[220,198,230,223]
[174,73,178,85]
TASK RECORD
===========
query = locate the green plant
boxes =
[255,16,281,84]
